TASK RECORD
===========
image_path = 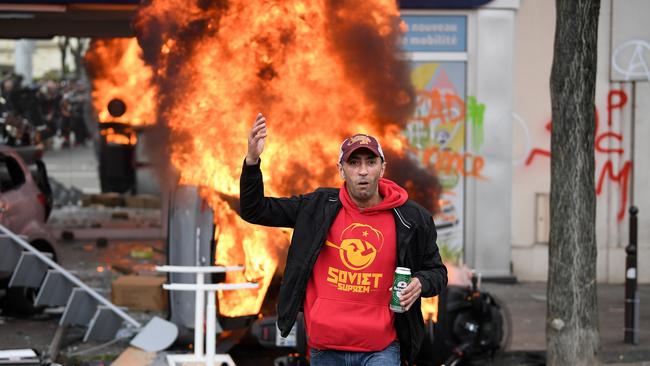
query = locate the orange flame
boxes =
[99,127,138,146]
[420,264,472,323]
[421,297,439,323]
[85,38,157,126]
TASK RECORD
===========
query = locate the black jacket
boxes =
[239,160,448,363]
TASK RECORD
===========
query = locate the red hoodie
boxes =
[304,178,409,351]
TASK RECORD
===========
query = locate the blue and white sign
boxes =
[401,15,467,53]
[400,0,493,8]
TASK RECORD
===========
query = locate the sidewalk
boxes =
[482,282,650,365]
[42,144,100,194]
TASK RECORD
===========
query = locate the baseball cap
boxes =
[339,134,385,163]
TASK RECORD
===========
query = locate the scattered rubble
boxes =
[48,205,161,231]
[48,178,162,232]
[50,177,84,207]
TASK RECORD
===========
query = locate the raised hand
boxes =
[246,113,267,165]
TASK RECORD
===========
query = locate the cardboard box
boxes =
[82,193,125,207]
[111,275,167,311]
[111,347,156,366]
[124,194,162,209]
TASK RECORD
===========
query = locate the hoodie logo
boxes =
[325,223,385,293]
[325,223,383,271]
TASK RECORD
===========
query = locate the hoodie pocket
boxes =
[307,297,395,350]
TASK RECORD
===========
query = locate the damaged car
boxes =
[0,145,56,316]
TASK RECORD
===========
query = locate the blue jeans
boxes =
[309,341,400,366]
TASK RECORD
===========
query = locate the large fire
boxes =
[88,1,444,319]
[85,38,157,126]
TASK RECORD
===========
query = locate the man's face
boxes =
[2,80,13,93]
[338,149,385,204]
[46,81,57,97]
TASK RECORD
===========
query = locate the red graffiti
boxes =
[607,89,627,127]
[597,160,632,221]
[525,148,550,165]
[595,132,624,155]
[525,89,632,221]
[413,89,465,126]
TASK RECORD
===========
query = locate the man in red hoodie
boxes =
[240,113,447,365]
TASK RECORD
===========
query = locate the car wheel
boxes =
[1,240,56,317]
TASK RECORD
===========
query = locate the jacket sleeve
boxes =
[239,158,302,228]
[413,216,448,298]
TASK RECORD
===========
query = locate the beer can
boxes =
[390,267,411,313]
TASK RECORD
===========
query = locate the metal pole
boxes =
[195,273,205,357]
[630,81,636,206]
[624,206,639,344]
[44,325,67,363]
[206,290,216,366]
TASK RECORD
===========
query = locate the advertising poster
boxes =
[404,62,466,264]
[400,14,470,265]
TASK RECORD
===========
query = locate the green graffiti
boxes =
[467,96,485,152]
[405,94,486,154]
[438,242,463,265]
[438,169,460,190]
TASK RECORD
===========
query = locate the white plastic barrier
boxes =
[156,265,258,366]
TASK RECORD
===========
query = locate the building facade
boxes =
[400,0,649,283]
[0,38,76,83]
[511,0,649,283]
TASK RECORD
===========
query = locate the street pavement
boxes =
[41,143,101,194]
[482,281,650,365]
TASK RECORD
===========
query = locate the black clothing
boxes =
[239,159,448,363]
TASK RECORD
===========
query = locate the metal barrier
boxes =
[0,224,178,353]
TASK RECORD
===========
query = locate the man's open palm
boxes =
[246,113,267,165]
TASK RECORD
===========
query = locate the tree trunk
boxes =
[57,37,70,78]
[71,38,89,80]
[547,0,601,365]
